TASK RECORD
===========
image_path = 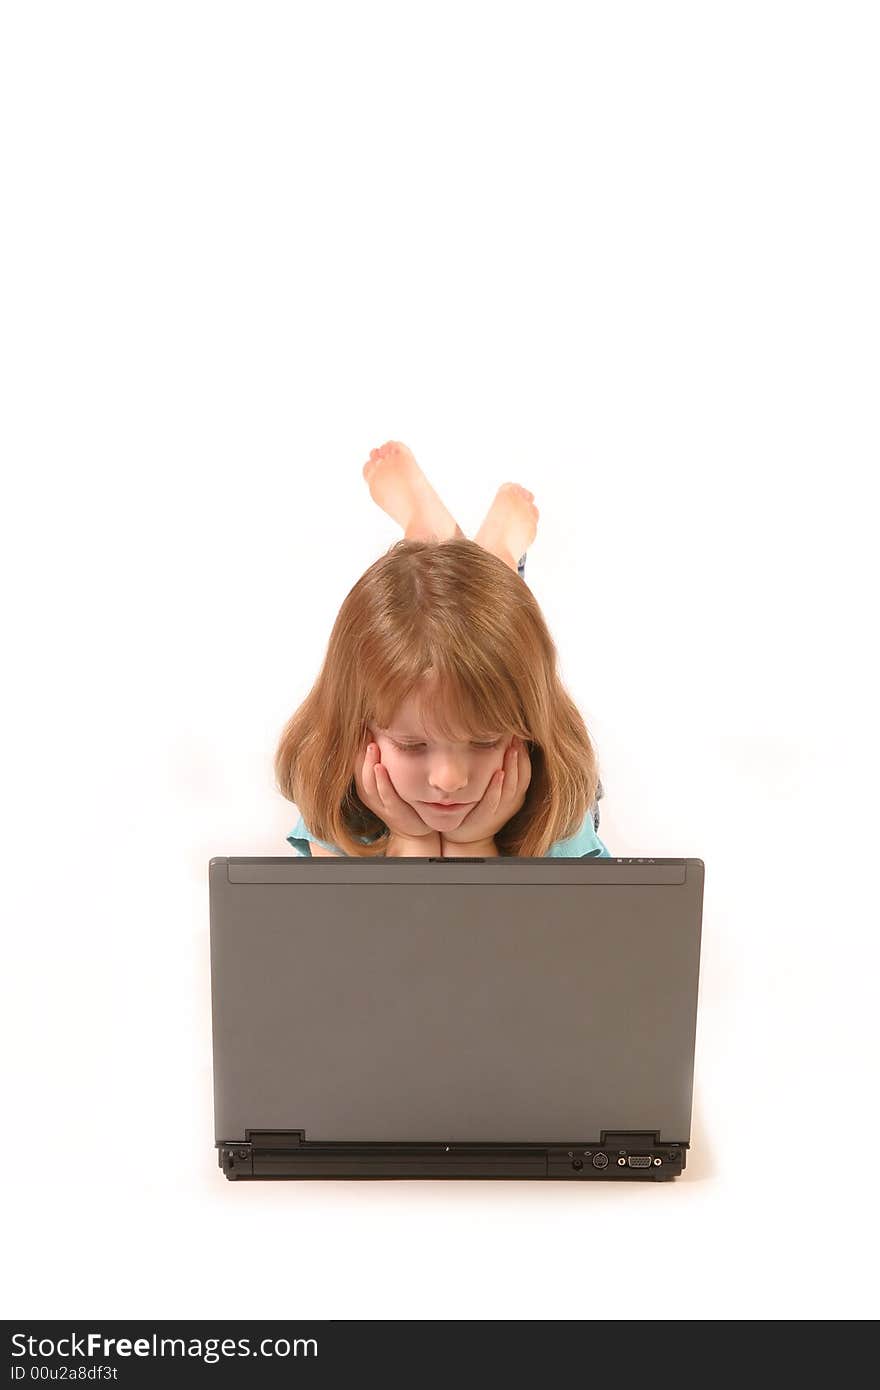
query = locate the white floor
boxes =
[5,793,877,1321]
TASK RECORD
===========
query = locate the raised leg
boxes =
[473,483,539,573]
[363,441,465,542]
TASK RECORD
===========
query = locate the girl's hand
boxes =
[353,735,442,851]
[441,737,532,848]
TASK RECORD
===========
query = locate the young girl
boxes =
[275,441,609,859]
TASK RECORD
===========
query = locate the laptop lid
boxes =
[209,856,704,1150]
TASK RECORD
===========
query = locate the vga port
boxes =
[627,1155,652,1168]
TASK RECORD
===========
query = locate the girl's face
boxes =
[370,691,510,831]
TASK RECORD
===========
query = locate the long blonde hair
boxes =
[274,538,602,857]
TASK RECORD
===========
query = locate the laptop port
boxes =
[627,1155,652,1168]
[592,1152,609,1169]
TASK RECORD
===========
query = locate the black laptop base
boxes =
[218,1131,686,1181]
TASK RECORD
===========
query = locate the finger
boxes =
[519,742,532,793]
[360,744,382,803]
[375,761,403,809]
[503,741,518,801]
[369,749,389,804]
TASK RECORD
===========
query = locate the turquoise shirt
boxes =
[286,808,611,858]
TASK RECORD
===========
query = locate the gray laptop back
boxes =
[209,857,704,1147]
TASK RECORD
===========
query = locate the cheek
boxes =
[481,749,506,785]
[378,746,416,793]
[478,746,511,793]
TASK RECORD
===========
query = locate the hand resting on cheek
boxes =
[440,737,532,847]
[353,734,440,843]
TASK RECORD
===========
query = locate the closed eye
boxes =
[392,740,502,753]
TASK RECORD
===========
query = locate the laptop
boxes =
[209,855,704,1181]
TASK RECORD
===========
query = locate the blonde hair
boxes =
[274,538,602,857]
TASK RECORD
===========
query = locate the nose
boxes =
[427,753,469,798]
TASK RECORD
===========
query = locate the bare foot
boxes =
[363,441,464,542]
[473,483,539,571]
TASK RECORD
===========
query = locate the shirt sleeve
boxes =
[285,811,343,857]
[547,809,612,858]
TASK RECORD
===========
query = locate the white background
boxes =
[3,1,878,1320]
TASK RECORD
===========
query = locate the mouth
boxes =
[421,800,473,810]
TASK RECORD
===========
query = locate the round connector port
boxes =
[571,1158,583,1171]
[592,1152,609,1169]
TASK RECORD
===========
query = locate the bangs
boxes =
[368,653,524,743]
